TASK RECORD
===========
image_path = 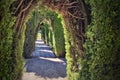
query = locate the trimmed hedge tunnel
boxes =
[23,10,41,58]
[23,9,65,59]
[0,0,120,80]
[40,12,65,58]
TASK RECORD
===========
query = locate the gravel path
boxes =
[22,40,67,80]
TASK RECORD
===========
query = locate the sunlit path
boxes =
[31,40,56,58]
[22,39,67,80]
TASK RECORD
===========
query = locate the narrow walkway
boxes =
[31,40,56,58]
[22,40,67,80]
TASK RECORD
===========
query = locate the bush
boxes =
[61,17,81,80]
[41,23,50,44]
[0,0,24,80]
[82,0,120,80]
[52,13,65,57]
[23,11,41,58]
[41,11,65,57]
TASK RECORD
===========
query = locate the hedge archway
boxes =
[0,0,120,80]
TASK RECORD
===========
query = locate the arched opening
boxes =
[22,9,67,79]
[0,0,120,80]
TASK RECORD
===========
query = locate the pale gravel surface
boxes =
[22,40,67,80]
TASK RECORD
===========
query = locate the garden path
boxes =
[22,39,67,80]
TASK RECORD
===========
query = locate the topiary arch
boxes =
[0,0,120,80]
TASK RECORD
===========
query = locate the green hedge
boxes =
[81,0,120,80]
[41,11,65,57]
[0,0,24,80]
[48,29,53,47]
[52,13,65,57]
[41,23,50,44]
[11,25,25,80]
[41,25,46,41]
[23,11,41,58]
[1,1,119,80]
[62,17,82,80]
[41,22,54,48]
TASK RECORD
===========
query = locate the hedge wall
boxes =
[41,23,50,44]
[23,11,41,58]
[41,11,65,57]
[63,16,86,80]
[48,29,53,47]
[52,13,65,57]
[1,0,120,80]
[41,25,46,41]
[11,25,25,80]
[80,0,120,80]
[0,0,25,80]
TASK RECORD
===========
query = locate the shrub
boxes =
[23,11,41,58]
[82,0,120,80]
[52,13,65,57]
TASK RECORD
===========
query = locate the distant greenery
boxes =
[41,10,65,57]
[41,22,50,44]
[36,32,41,40]
[52,13,65,57]
[23,10,41,58]
[23,7,65,58]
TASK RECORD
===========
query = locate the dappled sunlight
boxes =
[31,40,55,58]
[23,39,67,80]
[35,40,51,49]
[39,57,66,63]
[35,40,44,44]
[37,50,53,53]
[23,57,67,80]
[35,44,50,48]
[22,72,67,80]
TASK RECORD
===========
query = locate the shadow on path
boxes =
[31,40,56,58]
[22,39,67,80]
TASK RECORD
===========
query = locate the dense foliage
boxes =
[41,11,65,57]
[22,7,66,58]
[0,0,24,80]
[80,0,120,80]
[23,10,41,58]
[41,22,50,44]
[52,13,65,57]
[0,0,120,80]
[62,16,83,80]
